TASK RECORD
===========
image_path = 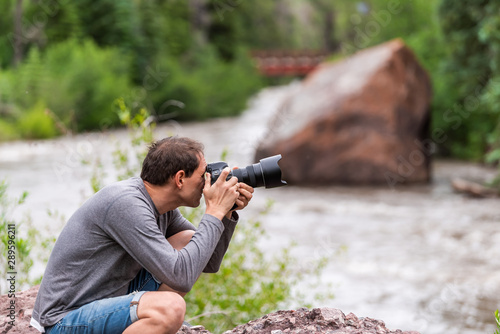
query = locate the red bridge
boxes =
[250,50,330,77]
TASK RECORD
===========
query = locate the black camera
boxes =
[206,154,287,189]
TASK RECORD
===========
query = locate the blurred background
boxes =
[1,0,500,159]
[1,0,500,333]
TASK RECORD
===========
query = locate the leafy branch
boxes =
[494,309,500,334]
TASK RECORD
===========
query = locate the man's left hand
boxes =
[232,182,254,212]
[225,167,254,219]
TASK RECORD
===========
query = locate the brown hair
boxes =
[140,136,204,185]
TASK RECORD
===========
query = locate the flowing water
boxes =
[1,83,499,333]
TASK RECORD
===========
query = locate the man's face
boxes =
[182,155,207,207]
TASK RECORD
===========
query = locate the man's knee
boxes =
[163,293,186,322]
[155,292,186,326]
[138,292,186,331]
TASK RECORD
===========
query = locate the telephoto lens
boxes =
[206,154,287,189]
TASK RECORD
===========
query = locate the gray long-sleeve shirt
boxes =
[31,177,237,330]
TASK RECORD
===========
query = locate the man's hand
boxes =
[204,167,239,220]
[232,182,254,211]
[225,167,254,219]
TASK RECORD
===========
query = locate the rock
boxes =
[224,307,420,334]
[177,324,212,334]
[0,285,39,334]
[0,286,212,334]
[255,39,432,186]
[1,287,420,334]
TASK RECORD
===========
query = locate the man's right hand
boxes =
[203,167,239,220]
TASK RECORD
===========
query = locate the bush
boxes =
[0,120,18,142]
[1,39,261,138]
[182,203,330,333]
[148,46,263,121]
[495,309,500,334]
[16,101,58,139]
[0,69,58,140]
[4,39,133,133]
[43,39,133,131]
[436,0,499,160]
[0,180,54,292]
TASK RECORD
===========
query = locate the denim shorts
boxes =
[45,269,161,334]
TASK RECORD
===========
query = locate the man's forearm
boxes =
[203,212,238,273]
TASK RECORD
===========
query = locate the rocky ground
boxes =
[180,308,420,334]
[1,286,38,334]
[1,286,420,334]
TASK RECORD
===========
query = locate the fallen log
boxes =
[451,177,499,198]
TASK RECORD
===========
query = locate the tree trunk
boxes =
[13,0,23,66]
[323,9,338,52]
[188,0,210,44]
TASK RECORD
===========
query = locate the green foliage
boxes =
[7,47,47,109]
[88,97,156,193]
[149,46,262,121]
[113,98,154,181]
[133,0,193,79]
[16,101,58,139]
[494,309,500,334]
[73,0,139,51]
[206,0,303,57]
[0,180,54,292]
[44,39,132,131]
[477,2,500,187]
[157,0,193,58]
[436,0,500,184]
[89,158,106,195]
[0,119,19,141]
[331,0,442,56]
[182,202,331,333]
[25,1,83,46]
[436,0,499,160]
[0,0,14,69]
[0,2,265,138]
[3,39,132,132]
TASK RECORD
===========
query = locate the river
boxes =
[0,83,499,333]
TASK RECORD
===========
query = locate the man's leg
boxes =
[122,291,186,334]
[124,230,195,333]
[158,230,196,296]
[167,230,195,251]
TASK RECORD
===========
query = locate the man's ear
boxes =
[174,170,185,189]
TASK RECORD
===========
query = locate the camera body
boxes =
[206,154,287,189]
[206,161,232,182]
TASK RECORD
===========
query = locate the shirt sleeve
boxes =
[165,209,197,238]
[203,211,238,273]
[167,209,239,273]
[102,194,227,292]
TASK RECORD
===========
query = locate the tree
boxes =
[437,0,498,159]
[0,1,15,68]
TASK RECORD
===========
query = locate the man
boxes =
[31,136,254,334]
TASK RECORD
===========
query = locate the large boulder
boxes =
[255,39,432,186]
